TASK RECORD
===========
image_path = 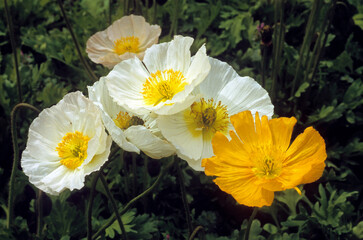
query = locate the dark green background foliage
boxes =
[1,0,363,239]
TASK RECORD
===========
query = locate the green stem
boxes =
[176,157,193,237]
[56,0,98,82]
[87,172,101,240]
[123,152,130,201]
[301,0,322,82]
[135,0,143,15]
[108,0,112,25]
[189,226,205,240]
[4,0,22,102]
[145,0,149,21]
[132,153,137,197]
[7,103,40,228]
[260,45,267,89]
[244,208,258,240]
[271,211,281,230]
[142,155,150,212]
[92,157,175,240]
[86,147,120,239]
[152,0,157,24]
[308,0,337,86]
[168,0,179,38]
[36,189,43,238]
[271,0,285,102]
[100,174,128,240]
[290,0,320,98]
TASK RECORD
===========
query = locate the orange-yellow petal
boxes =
[203,110,326,208]
[269,117,297,152]
[214,177,274,207]
[208,131,252,167]
[230,111,257,148]
[255,113,273,146]
[280,127,326,188]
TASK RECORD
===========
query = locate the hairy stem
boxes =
[87,172,101,240]
[290,0,320,97]
[132,152,137,197]
[100,174,128,240]
[189,226,205,240]
[271,0,285,102]
[57,0,98,82]
[308,0,337,86]
[244,208,258,240]
[36,190,43,237]
[176,157,193,237]
[7,103,40,228]
[92,156,175,239]
[4,0,22,102]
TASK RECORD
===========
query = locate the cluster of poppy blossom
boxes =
[21,15,326,207]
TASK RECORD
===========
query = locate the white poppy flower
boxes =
[86,15,161,68]
[105,35,211,116]
[21,92,112,195]
[88,78,175,159]
[157,57,274,171]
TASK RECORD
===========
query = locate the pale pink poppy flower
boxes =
[86,15,161,68]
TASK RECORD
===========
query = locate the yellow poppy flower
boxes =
[202,110,327,207]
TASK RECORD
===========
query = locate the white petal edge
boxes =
[157,112,204,162]
[124,125,176,159]
[217,76,274,117]
[88,78,140,153]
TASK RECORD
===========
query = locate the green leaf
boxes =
[294,82,310,98]
[353,13,363,31]
[353,221,363,239]
[275,188,304,216]
[35,81,70,107]
[263,223,278,234]
[105,210,137,238]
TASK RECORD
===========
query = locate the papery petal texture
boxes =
[86,15,161,68]
[88,78,175,159]
[106,35,210,116]
[157,57,273,171]
[21,92,111,195]
[202,110,327,207]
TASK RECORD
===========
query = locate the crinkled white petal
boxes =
[59,92,105,164]
[217,76,274,117]
[143,35,193,74]
[139,25,162,51]
[84,135,112,175]
[143,36,210,114]
[156,58,273,171]
[151,93,199,115]
[21,91,111,195]
[86,30,116,68]
[194,57,239,97]
[21,149,62,195]
[106,57,151,115]
[157,112,203,162]
[124,125,176,159]
[86,14,161,68]
[107,35,210,115]
[88,78,140,153]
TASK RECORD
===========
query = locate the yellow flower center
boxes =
[113,111,144,130]
[56,131,90,169]
[252,151,283,179]
[184,98,229,139]
[141,69,187,106]
[113,36,140,55]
